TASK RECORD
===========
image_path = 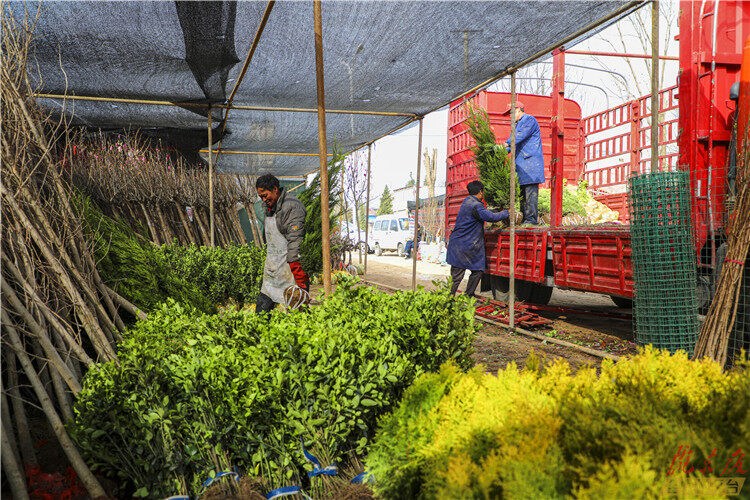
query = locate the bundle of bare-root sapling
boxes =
[69,132,256,247]
[1,10,135,499]
[693,129,750,365]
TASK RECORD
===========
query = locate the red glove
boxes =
[288,261,309,290]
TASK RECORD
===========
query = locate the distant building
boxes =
[391,185,416,217]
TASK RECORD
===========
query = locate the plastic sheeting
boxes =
[13,1,640,176]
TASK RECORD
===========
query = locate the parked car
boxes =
[369,215,413,256]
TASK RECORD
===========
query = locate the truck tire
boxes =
[374,243,382,256]
[528,283,553,305]
[610,296,633,309]
[490,277,551,304]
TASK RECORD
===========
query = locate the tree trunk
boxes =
[1,191,116,360]
[194,207,210,246]
[6,349,36,468]
[4,325,107,499]
[2,254,95,367]
[1,374,22,470]
[156,205,174,245]
[1,422,30,500]
[176,204,197,245]
[139,202,161,245]
[1,281,83,393]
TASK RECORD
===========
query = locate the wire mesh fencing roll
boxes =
[628,171,699,355]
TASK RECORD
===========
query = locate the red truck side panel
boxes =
[446,91,584,239]
[679,0,749,260]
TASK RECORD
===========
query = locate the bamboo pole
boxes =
[32,93,416,118]
[651,0,659,172]
[208,105,215,247]
[364,144,371,274]
[225,0,276,113]
[412,118,423,291]
[509,73,517,330]
[200,150,333,157]
[314,0,332,295]
[215,0,276,164]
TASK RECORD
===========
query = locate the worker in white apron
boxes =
[255,174,309,313]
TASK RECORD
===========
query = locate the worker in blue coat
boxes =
[501,101,545,225]
[446,180,509,297]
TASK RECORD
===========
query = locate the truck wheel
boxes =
[490,277,550,304]
[397,243,404,256]
[528,283,553,305]
[374,243,382,256]
[610,296,633,309]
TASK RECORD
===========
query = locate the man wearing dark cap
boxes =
[446,180,508,298]
[501,101,544,225]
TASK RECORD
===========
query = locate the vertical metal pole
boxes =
[208,105,215,247]
[314,0,332,294]
[630,101,641,176]
[412,118,423,291]
[364,144,371,274]
[509,73,517,329]
[341,160,348,242]
[650,0,659,172]
[550,48,565,227]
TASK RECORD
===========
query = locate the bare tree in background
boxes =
[421,148,441,242]
[588,1,679,166]
[591,2,677,100]
[343,149,368,262]
[489,61,585,104]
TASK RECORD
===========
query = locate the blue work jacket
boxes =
[504,113,545,186]
[446,195,507,271]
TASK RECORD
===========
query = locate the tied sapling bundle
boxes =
[464,103,519,209]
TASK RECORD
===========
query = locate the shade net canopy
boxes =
[13,0,640,176]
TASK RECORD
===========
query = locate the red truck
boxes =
[445,0,749,308]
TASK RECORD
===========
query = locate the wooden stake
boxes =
[314,0,332,295]
[208,104,215,247]
[509,73,517,330]
[364,144,372,274]
[412,118,423,291]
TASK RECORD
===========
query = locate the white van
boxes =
[369,215,413,256]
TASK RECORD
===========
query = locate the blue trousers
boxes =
[520,184,539,225]
[404,240,418,257]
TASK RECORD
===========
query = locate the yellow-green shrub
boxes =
[367,347,749,499]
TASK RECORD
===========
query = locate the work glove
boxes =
[288,261,309,291]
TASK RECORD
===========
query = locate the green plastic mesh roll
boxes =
[629,171,698,355]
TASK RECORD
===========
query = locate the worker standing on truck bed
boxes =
[501,101,545,225]
[446,180,508,298]
[255,174,309,313]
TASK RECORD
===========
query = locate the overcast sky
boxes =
[360,0,680,209]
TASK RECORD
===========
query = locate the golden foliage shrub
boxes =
[367,347,749,499]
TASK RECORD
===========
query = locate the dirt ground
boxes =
[333,254,639,372]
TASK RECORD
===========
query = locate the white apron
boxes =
[260,214,296,304]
